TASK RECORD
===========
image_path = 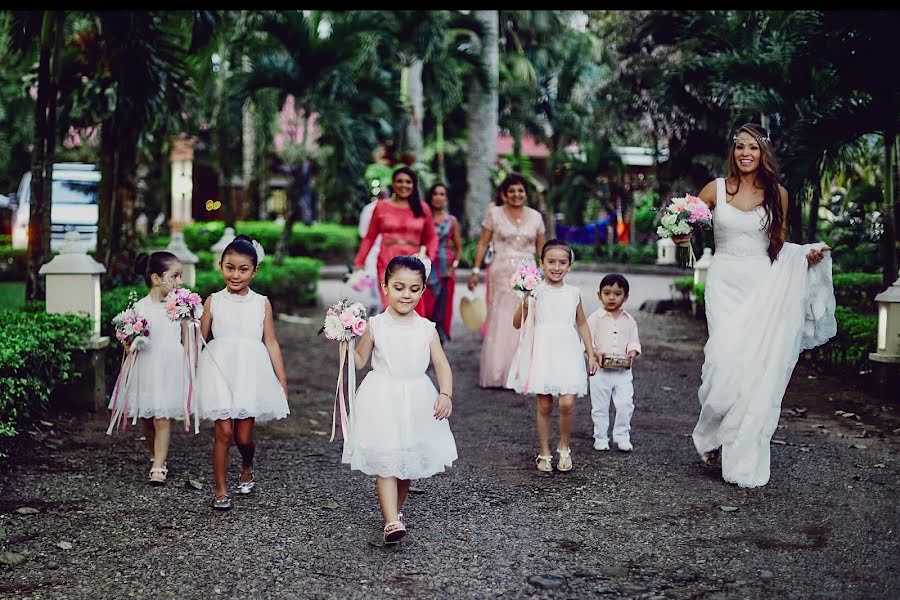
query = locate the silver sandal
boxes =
[148,466,168,486]
[212,495,232,511]
[237,471,255,495]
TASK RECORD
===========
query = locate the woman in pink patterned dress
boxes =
[353,166,437,316]
[467,174,546,388]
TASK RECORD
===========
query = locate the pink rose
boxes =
[188,293,201,306]
[339,309,356,327]
[326,308,334,317]
[523,275,537,289]
[132,323,143,333]
[351,319,367,336]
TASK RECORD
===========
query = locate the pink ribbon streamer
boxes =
[107,349,138,435]
[330,339,357,454]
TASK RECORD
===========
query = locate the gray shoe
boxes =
[212,495,232,511]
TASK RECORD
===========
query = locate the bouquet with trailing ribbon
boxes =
[507,260,542,394]
[655,194,713,268]
[164,287,205,433]
[346,269,376,292]
[319,298,368,451]
[107,291,151,434]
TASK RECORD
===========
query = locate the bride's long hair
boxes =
[726,123,785,262]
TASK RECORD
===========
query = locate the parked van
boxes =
[11,163,100,250]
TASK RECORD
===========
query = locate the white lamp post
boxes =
[693,247,713,286]
[656,237,676,265]
[39,231,108,340]
[211,226,236,268]
[39,231,109,412]
[871,270,900,362]
[166,231,199,287]
[169,136,196,232]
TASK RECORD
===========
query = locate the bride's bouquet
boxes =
[320,298,369,448]
[164,287,205,433]
[510,261,543,298]
[107,291,150,434]
[656,194,712,267]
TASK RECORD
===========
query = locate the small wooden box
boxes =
[602,354,632,369]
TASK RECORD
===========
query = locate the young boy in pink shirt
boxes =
[586,274,641,451]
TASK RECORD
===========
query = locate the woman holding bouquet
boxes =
[676,123,836,488]
[353,166,437,316]
[467,173,546,388]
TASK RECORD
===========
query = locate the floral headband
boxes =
[251,239,265,264]
[733,132,771,144]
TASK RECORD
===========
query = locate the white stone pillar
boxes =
[211,226,236,268]
[656,237,676,265]
[166,231,199,287]
[693,247,713,286]
[169,136,197,232]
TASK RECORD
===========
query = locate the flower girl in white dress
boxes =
[342,255,457,544]
[197,235,289,510]
[508,239,598,473]
[115,251,187,486]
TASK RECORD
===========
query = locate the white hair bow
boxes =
[251,239,265,264]
[412,255,432,279]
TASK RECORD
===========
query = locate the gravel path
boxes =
[0,288,897,599]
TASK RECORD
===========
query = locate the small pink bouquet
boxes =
[111,292,150,354]
[656,194,713,267]
[321,298,368,342]
[346,270,375,292]
[320,298,369,447]
[164,287,204,323]
[510,261,543,298]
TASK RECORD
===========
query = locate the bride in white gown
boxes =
[677,123,837,488]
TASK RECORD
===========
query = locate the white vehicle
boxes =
[11,163,100,250]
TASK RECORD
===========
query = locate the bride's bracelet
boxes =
[438,392,452,401]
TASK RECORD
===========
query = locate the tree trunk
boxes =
[436,118,446,184]
[25,12,63,301]
[883,125,897,287]
[406,59,424,162]
[464,10,499,237]
[806,168,821,243]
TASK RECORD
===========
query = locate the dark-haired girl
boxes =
[342,255,457,544]
[352,166,437,315]
[676,124,836,488]
[197,235,289,510]
[509,239,598,473]
[114,251,187,485]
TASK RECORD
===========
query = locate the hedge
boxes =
[0,246,27,282]
[0,310,93,438]
[182,221,358,263]
[804,306,877,374]
[832,273,883,314]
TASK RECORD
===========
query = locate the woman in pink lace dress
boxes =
[467,174,546,388]
[353,166,437,316]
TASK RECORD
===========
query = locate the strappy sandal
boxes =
[556,447,573,472]
[536,454,553,473]
[149,466,168,486]
[383,519,407,544]
[237,470,255,495]
[701,448,720,466]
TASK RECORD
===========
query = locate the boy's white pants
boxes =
[589,369,634,444]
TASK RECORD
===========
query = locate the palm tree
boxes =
[238,10,396,264]
[464,10,499,237]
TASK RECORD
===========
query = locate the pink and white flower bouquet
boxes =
[346,269,376,293]
[510,261,543,298]
[164,287,204,323]
[656,194,713,267]
[111,292,150,354]
[320,298,368,342]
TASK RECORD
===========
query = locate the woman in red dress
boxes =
[353,166,437,316]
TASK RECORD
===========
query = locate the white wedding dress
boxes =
[692,178,837,488]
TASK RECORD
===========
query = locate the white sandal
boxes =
[556,447,573,472]
[149,466,168,486]
[536,454,553,473]
[383,519,407,544]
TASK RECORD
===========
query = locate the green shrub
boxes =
[182,221,358,262]
[805,306,877,374]
[193,256,321,312]
[195,250,214,271]
[597,243,657,264]
[832,273,884,314]
[633,190,659,234]
[693,282,705,311]
[0,310,93,437]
